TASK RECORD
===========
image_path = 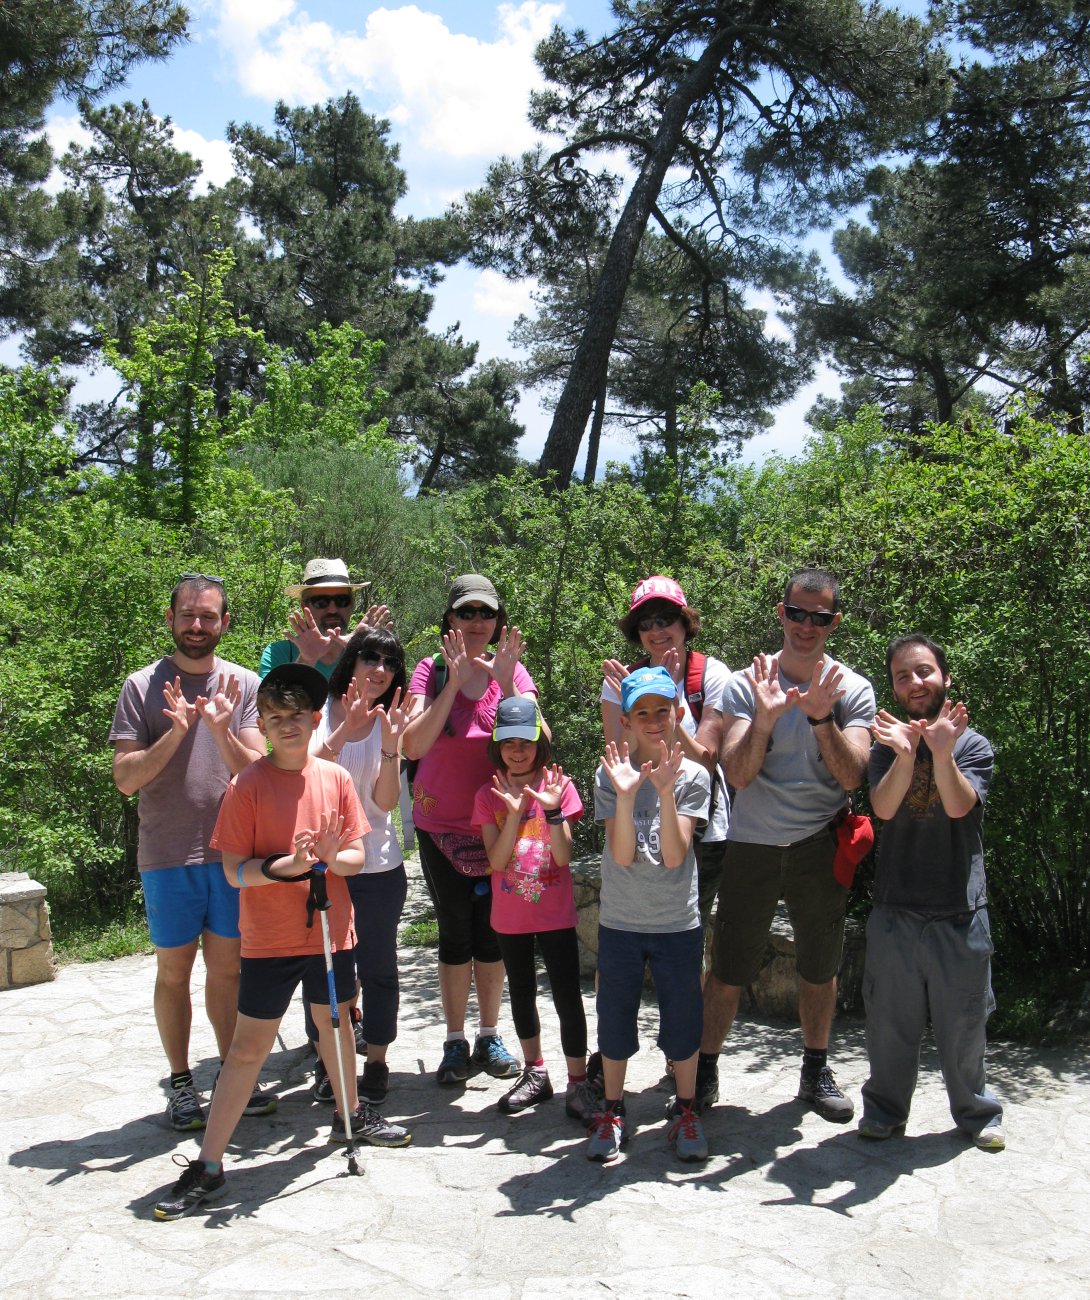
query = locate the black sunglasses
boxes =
[453,605,497,621]
[358,651,400,673]
[178,572,225,586]
[783,604,836,628]
[637,612,681,633]
[305,594,354,610]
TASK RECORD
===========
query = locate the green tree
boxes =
[488,0,945,485]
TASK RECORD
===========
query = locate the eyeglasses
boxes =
[783,604,836,628]
[358,651,400,673]
[453,605,498,621]
[637,612,681,632]
[304,594,354,610]
[178,572,224,586]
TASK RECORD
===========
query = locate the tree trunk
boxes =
[582,375,608,482]
[537,32,735,487]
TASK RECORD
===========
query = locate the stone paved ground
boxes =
[3,865,1089,1298]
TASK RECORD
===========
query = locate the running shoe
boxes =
[329,1104,412,1148]
[471,1033,519,1078]
[586,1103,628,1162]
[974,1122,1006,1152]
[166,1082,205,1132]
[565,1078,601,1126]
[153,1156,225,1220]
[499,1064,553,1113]
[436,1038,471,1084]
[359,1060,390,1105]
[312,1059,335,1103]
[695,1054,720,1111]
[797,1065,854,1123]
[665,1099,709,1162]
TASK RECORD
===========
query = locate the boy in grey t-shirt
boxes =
[590,666,711,1164]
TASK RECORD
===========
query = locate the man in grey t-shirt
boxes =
[110,575,265,1132]
[697,569,875,1123]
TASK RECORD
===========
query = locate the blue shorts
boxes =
[140,862,240,948]
[596,924,703,1062]
[239,951,357,1021]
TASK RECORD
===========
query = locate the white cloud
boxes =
[472,269,537,318]
[214,2,562,160]
[170,126,237,191]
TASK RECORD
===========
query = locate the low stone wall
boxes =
[0,873,56,990]
[570,856,865,1017]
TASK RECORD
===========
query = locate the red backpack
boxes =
[628,650,708,721]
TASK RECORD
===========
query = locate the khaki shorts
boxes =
[710,829,848,986]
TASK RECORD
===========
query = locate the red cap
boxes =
[629,575,686,612]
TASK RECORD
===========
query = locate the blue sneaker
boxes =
[586,1102,628,1162]
[436,1038,471,1085]
[471,1033,519,1079]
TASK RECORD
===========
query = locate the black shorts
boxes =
[238,950,357,1021]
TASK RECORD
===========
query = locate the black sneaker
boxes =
[166,1082,205,1132]
[153,1156,226,1220]
[436,1038,471,1084]
[471,1033,519,1079]
[312,1059,335,1103]
[359,1060,390,1105]
[499,1064,553,1114]
[798,1065,854,1123]
[329,1103,411,1148]
[351,1007,367,1056]
[695,1054,720,1112]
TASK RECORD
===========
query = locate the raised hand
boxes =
[378,687,413,752]
[288,606,341,661]
[338,678,381,742]
[309,810,352,864]
[871,708,923,758]
[491,770,531,816]
[194,672,241,733]
[745,653,798,724]
[796,658,847,722]
[354,603,393,632]
[601,658,629,698]
[648,740,684,794]
[922,699,968,759]
[440,627,475,690]
[526,763,567,813]
[658,645,683,683]
[483,625,526,695]
[602,739,650,797]
[162,676,197,735]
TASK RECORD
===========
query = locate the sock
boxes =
[200,1158,223,1176]
[170,1071,193,1090]
[528,1057,545,1068]
[477,1026,498,1039]
[604,1097,623,1113]
[568,1072,587,1085]
[698,1051,718,1069]
[802,1046,828,1080]
[445,1030,468,1044]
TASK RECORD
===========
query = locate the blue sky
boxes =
[44,1,833,468]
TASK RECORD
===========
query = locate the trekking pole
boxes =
[307,864,362,1176]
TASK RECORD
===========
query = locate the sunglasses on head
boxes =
[358,651,400,673]
[783,604,836,628]
[305,594,354,610]
[179,572,224,586]
[453,604,497,621]
[637,612,681,632]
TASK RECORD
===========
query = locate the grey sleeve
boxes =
[721,669,755,721]
[956,731,994,805]
[594,764,617,824]
[676,766,711,829]
[109,676,148,744]
[839,673,877,730]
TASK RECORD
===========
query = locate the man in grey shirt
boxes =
[110,575,266,1132]
[697,569,875,1122]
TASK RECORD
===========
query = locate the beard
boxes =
[905,686,946,722]
[171,625,221,663]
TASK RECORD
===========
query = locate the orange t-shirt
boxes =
[211,756,368,958]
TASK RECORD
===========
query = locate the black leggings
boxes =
[416,828,501,965]
[496,927,587,1060]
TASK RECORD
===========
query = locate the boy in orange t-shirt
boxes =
[152,664,410,1221]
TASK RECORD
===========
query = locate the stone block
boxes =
[0,874,47,906]
[10,943,56,986]
[39,901,52,942]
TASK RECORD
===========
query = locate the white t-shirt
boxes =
[313,708,402,874]
[600,652,731,843]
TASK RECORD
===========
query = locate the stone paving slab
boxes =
[2,885,1089,1298]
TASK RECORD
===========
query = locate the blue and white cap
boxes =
[620,664,679,712]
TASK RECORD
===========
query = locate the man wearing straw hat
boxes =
[260,558,376,681]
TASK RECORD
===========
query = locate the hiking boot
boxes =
[436,1038,471,1085]
[586,1103,628,1163]
[695,1054,720,1112]
[330,1103,411,1148]
[499,1064,553,1114]
[351,1007,367,1056]
[312,1059,335,1103]
[857,1116,903,1141]
[586,1050,604,1093]
[565,1078,601,1126]
[974,1122,1006,1152]
[798,1065,854,1123]
[153,1156,226,1221]
[666,1099,709,1162]
[166,1082,205,1132]
[359,1060,390,1105]
[243,1081,278,1117]
[471,1033,520,1079]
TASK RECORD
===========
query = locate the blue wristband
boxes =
[236,863,247,888]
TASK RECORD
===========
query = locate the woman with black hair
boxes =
[306,624,414,1106]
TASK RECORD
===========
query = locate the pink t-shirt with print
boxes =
[471,774,584,934]
[408,656,537,837]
